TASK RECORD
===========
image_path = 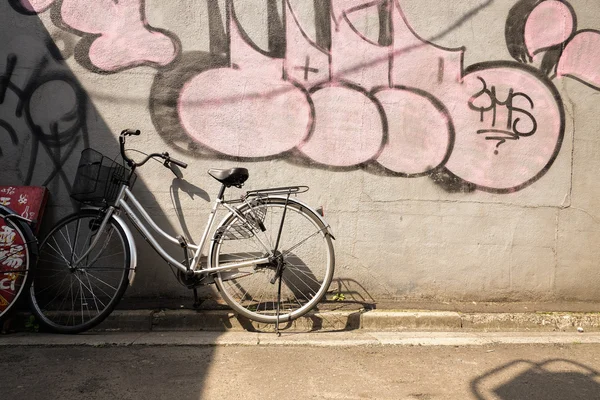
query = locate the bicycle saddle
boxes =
[208,168,249,187]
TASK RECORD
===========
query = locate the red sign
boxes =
[0,186,48,232]
[0,218,30,315]
[0,186,48,316]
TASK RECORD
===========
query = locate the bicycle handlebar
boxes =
[121,129,140,136]
[119,129,188,171]
[167,155,188,169]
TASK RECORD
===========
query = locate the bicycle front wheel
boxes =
[0,207,37,323]
[29,210,131,333]
[211,197,335,324]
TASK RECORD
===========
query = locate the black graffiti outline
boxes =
[284,0,332,82]
[229,0,286,59]
[0,52,89,189]
[337,0,390,47]
[506,0,577,62]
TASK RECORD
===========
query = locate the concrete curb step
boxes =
[3,331,600,348]
[8,309,599,334]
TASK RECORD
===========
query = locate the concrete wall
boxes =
[2,0,600,303]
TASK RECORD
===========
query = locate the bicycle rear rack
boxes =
[242,186,308,200]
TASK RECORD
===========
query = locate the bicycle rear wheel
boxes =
[211,197,335,324]
[0,207,37,323]
[29,209,131,333]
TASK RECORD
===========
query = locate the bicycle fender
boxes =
[111,213,138,285]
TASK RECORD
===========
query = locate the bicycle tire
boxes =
[29,209,131,334]
[0,206,37,323]
[211,197,335,324]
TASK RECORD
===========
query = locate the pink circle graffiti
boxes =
[299,83,385,167]
[373,86,453,176]
[178,68,312,158]
[444,63,564,193]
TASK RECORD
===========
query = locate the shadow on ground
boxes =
[471,359,600,400]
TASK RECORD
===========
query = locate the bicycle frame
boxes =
[72,183,300,281]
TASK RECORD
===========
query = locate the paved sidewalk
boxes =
[3,337,600,399]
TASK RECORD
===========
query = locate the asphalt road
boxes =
[2,342,600,399]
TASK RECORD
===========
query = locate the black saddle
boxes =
[208,168,249,187]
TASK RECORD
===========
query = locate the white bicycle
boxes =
[29,129,335,334]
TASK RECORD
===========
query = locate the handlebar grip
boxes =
[121,129,141,136]
[169,157,188,169]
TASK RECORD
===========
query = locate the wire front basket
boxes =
[71,148,137,207]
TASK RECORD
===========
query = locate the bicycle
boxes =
[29,129,335,334]
[0,206,38,326]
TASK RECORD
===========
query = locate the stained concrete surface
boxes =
[1,341,599,399]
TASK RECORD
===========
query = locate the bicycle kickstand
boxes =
[272,194,290,336]
[275,273,283,336]
[192,288,201,309]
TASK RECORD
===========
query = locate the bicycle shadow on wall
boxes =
[169,177,210,250]
[0,1,222,395]
[0,0,200,306]
[471,359,600,400]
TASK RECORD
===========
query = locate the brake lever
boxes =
[165,160,183,179]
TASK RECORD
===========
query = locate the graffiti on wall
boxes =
[10,0,181,73]
[10,0,600,193]
[155,0,565,193]
[506,0,600,90]
[0,23,89,193]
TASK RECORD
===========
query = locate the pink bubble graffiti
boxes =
[373,87,453,176]
[18,0,179,72]
[524,0,574,57]
[330,7,390,90]
[60,0,179,72]
[445,65,563,192]
[178,5,312,158]
[557,30,600,90]
[299,83,385,167]
[173,0,564,192]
